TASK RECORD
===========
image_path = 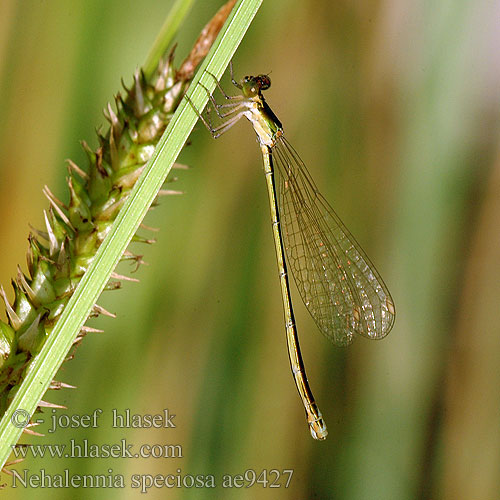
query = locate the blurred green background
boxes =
[1,0,499,498]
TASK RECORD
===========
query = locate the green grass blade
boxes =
[142,0,195,80]
[0,0,262,469]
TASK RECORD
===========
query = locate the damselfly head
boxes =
[241,74,271,97]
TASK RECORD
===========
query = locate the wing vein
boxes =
[272,136,395,346]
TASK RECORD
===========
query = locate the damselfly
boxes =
[186,64,395,440]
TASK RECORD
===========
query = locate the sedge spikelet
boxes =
[0,0,237,422]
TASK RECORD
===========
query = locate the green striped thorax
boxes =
[238,74,283,147]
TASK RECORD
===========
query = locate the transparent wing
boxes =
[272,136,395,346]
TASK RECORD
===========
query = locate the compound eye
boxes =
[260,75,271,90]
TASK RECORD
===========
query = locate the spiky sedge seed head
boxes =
[0,0,236,441]
[0,51,188,416]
